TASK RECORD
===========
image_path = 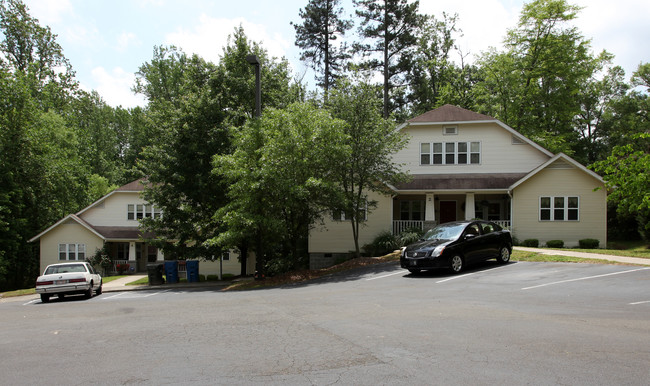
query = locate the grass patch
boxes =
[0,288,36,298]
[511,250,617,264]
[102,275,129,283]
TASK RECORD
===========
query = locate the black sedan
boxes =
[400,220,512,274]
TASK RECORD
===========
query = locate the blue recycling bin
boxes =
[164,261,179,284]
[186,260,199,283]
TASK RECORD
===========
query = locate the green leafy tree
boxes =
[406,12,462,115]
[213,103,348,275]
[473,0,604,155]
[354,0,423,118]
[592,134,650,240]
[327,80,409,257]
[0,0,91,290]
[292,0,352,98]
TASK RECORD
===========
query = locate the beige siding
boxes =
[512,166,607,247]
[80,192,145,227]
[309,191,393,254]
[38,220,104,274]
[395,123,550,175]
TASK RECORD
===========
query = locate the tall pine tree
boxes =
[354,0,422,118]
[292,0,352,99]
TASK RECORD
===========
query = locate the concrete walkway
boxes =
[514,246,650,266]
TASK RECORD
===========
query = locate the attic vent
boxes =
[443,126,458,135]
[511,135,525,144]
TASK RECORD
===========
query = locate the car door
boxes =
[459,223,483,263]
[479,221,501,259]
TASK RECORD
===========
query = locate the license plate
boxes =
[55,280,67,285]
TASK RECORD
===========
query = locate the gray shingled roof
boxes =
[394,173,527,191]
[408,104,495,123]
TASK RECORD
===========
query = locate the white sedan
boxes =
[35,262,102,303]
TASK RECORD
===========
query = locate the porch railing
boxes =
[493,220,511,229]
[393,220,424,235]
[112,259,128,274]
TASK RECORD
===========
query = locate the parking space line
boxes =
[629,300,650,305]
[436,264,514,283]
[366,270,406,281]
[102,293,126,300]
[22,299,38,306]
[522,267,650,290]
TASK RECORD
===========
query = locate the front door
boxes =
[439,201,457,224]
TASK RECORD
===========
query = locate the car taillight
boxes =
[36,280,53,286]
[69,278,87,283]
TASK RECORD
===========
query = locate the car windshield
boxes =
[44,264,87,274]
[422,223,467,241]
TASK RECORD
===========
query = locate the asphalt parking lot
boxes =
[2,261,649,385]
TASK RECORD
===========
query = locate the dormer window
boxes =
[443,126,458,135]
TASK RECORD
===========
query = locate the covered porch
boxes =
[391,173,523,235]
[105,241,164,274]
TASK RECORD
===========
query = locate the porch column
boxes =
[465,193,476,220]
[128,241,137,272]
[425,193,435,223]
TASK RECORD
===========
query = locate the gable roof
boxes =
[29,179,148,242]
[509,153,604,190]
[394,173,527,192]
[397,104,554,158]
[408,104,495,123]
[28,214,105,242]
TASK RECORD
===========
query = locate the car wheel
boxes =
[85,284,93,299]
[449,255,464,274]
[96,282,102,295]
[497,246,511,263]
[408,268,421,274]
[40,294,50,303]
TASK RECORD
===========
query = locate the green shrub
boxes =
[364,231,400,257]
[198,274,206,282]
[523,239,539,247]
[579,238,600,249]
[399,227,425,246]
[206,275,219,281]
[546,240,564,248]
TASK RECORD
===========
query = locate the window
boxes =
[540,196,579,221]
[420,143,431,165]
[222,251,230,261]
[420,141,481,165]
[333,204,368,221]
[128,204,163,220]
[400,200,425,221]
[58,244,85,261]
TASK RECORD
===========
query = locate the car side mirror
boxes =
[464,234,476,240]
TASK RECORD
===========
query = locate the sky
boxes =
[22,0,650,109]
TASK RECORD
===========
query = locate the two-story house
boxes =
[30,180,252,277]
[308,105,607,269]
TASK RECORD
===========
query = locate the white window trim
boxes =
[333,204,369,222]
[58,243,86,261]
[443,126,458,135]
[420,141,481,165]
[539,196,580,221]
[128,203,163,220]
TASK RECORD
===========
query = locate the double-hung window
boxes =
[540,196,579,221]
[58,243,86,261]
[128,204,163,220]
[420,141,481,165]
